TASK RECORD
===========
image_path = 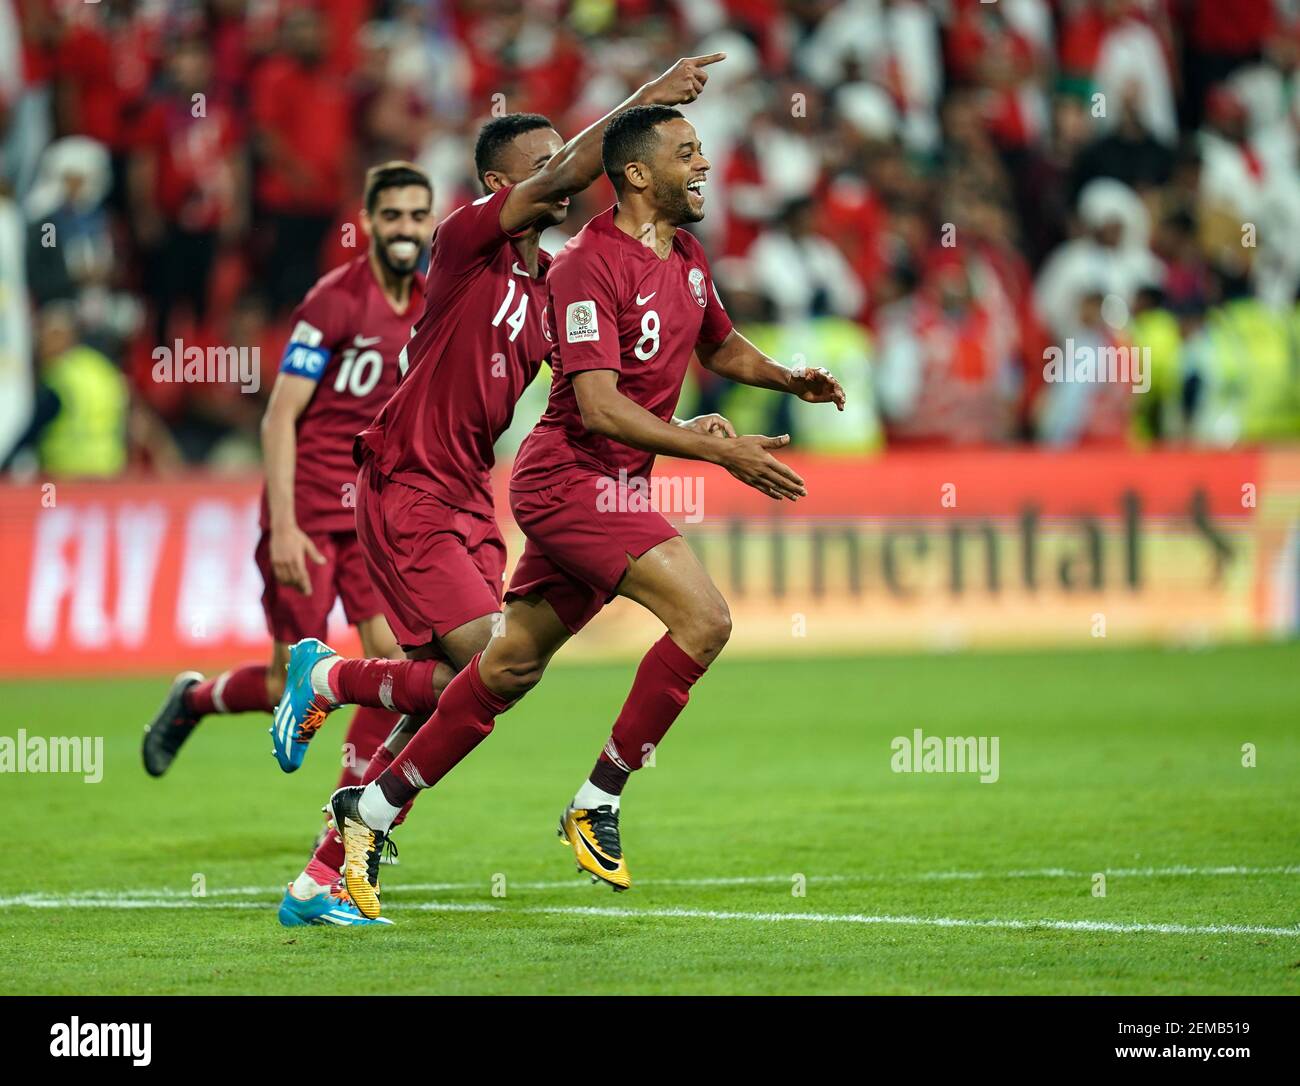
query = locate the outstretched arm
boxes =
[695,329,846,410]
[499,54,725,235]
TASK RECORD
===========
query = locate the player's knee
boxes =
[483,655,547,700]
[689,599,732,661]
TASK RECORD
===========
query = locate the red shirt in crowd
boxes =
[249,56,352,215]
[132,96,242,231]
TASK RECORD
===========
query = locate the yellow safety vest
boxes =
[38,346,128,477]
[1206,300,1300,441]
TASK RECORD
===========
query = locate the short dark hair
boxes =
[602,105,684,193]
[363,161,432,214]
[474,113,554,188]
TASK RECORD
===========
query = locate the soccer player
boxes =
[142,162,433,925]
[269,60,726,921]
[327,105,845,918]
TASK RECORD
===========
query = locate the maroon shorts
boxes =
[254,528,383,644]
[506,470,680,634]
[355,459,506,649]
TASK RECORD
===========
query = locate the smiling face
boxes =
[485,126,570,228]
[362,184,433,275]
[640,117,710,225]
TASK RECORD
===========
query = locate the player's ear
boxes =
[483,170,507,195]
[359,208,374,239]
[623,161,650,194]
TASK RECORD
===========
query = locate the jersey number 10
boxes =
[334,347,384,397]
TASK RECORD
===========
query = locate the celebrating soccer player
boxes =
[326,105,845,918]
[142,162,432,926]
[267,58,727,924]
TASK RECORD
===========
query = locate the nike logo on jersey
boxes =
[636,291,657,305]
[353,335,382,347]
[512,262,531,278]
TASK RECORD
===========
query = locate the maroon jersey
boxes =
[356,185,553,516]
[512,207,733,491]
[263,255,425,534]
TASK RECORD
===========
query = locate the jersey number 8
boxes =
[635,310,660,361]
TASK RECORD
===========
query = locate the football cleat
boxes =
[142,671,204,777]
[277,883,393,927]
[308,817,399,866]
[327,786,394,919]
[270,638,338,772]
[558,804,631,891]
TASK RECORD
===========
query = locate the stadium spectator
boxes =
[24,135,139,355]
[248,8,353,312]
[129,35,247,346]
[1070,82,1176,198]
[1034,287,1135,446]
[19,301,127,477]
[748,196,864,326]
[875,246,1018,447]
[1034,178,1162,344]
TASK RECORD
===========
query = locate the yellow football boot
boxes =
[326,786,392,919]
[558,804,631,891]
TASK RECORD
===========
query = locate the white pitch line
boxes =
[4,893,1294,938]
[6,864,1294,906]
[409,901,1300,939]
[0,897,267,910]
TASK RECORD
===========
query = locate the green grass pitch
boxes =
[2,643,1297,994]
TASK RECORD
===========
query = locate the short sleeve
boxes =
[278,282,350,382]
[548,247,622,377]
[432,185,522,273]
[697,258,733,346]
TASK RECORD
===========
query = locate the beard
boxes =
[375,237,421,275]
[653,173,702,224]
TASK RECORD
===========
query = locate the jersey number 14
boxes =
[491,279,529,342]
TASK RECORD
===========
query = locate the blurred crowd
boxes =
[2,0,1299,477]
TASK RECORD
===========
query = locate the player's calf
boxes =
[559,633,712,888]
[143,663,279,777]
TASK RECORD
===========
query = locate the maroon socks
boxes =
[184,664,273,716]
